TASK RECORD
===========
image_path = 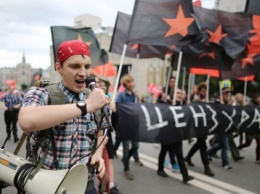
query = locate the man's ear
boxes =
[55,62,62,74]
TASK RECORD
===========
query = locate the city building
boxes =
[201,0,247,12]
[214,0,247,12]
[0,53,49,91]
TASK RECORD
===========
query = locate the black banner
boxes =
[114,102,260,144]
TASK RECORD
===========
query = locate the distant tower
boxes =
[22,52,26,63]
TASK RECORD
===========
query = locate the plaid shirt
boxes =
[22,82,110,180]
[1,93,22,111]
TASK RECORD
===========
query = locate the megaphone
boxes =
[0,148,88,194]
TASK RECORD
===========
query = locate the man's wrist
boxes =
[76,101,87,116]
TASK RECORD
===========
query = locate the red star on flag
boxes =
[77,34,91,46]
[198,52,215,59]
[131,44,138,50]
[206,25,227,44]
[241,54,255,69]
[163,5,194,37]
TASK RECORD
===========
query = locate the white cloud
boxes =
[0,0,134,69]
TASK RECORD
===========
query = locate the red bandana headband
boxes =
[57,40,91,63]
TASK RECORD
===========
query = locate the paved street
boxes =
[0,108,259,194]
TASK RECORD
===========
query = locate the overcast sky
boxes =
[0,0,135,69]
[0,0,214,69]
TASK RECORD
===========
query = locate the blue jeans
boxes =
[85,187,97,194]
[122,140,139,171]
[85,181,97,194]
[168,145,177,165]
[208,134,229,166]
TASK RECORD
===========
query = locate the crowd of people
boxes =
[1,40,260,194]
[153,77,260,185]
[93,73,260,192]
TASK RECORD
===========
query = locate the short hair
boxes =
[197,82,207,91]
[252,92,260,100]
[120,74,134,87]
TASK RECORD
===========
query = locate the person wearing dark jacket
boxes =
[157,87,194,184]
[1,86,22,143]
[184,82,215,177]
[238,92,260,164]
[207,87,233,171]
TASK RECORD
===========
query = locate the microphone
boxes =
[85,77,114,132]
[85,77,96,91]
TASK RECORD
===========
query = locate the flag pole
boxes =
[206,70,211,102]
[219,81,223,104]
[172,51,183,105]
[112,44,127,102]
[187,71,192,104]
[181,67,186,91]
[134,44,140,74]
[218,64,224,104]
[103,63,108,78]
[165,59,173,95]
[243,76,248,104]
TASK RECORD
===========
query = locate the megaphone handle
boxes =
[88,164,98,175]
[13,133,27,155]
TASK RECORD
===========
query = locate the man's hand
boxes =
[13,104,21,109]
[86,88,110,113]
[89,154,105,179]
[109,102,116,112]
[161,93,168,101]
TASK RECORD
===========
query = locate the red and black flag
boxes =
[247,15,260,54]
[193,6,252,58]
[221,56,260,79]
[51,26,108,67]
[181,44,234,70]
[30,68,42,87]
[126,0,198,47]
[223,14,260,79]
[109,12,171,59]
[223,49,260,79]
[245,0,260,14]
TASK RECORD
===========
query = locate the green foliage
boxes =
[20,83,28,91]
[232,74,260,98]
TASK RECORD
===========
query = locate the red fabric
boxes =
[98,147,110,194]
[193,0,201,7]
[148,83,162,97]
[237,75,255,81]
[92,62,117,77]
[190,68,255,81]
[5,80,16,87]
[57,40,91,63]
[190,68,220,77]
